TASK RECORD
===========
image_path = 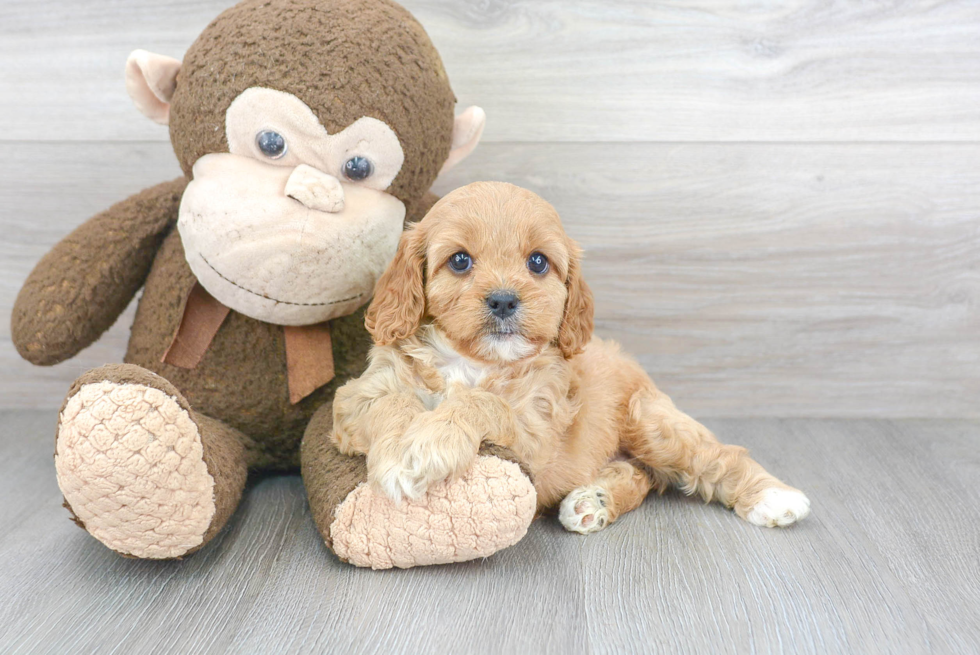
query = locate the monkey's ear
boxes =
[125,49,182,125]
[438,106,486,175]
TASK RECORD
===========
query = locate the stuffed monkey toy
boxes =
[11,0,536,569]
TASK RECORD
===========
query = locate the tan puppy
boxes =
[331,182,810,533]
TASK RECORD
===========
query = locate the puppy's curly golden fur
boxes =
[335,182,810,532]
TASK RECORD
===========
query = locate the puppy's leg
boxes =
[626,389,810,527]
[559,460,653,535]
[376,384,518,500]
[330,359,430,500]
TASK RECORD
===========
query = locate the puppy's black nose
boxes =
[487,291,520,319]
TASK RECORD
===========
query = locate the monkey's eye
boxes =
[527,252,549,275]
[448,251,473,273]
[256,131,287,159]
[343,156,374,181]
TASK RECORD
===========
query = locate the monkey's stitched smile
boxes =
[178,151,406,326]
[200,254,364,308]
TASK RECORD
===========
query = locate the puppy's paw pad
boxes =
[559,486,610,535]
[746,488,811,527]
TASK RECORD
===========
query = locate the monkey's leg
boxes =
[301,403,536,570]
[55,364,248,559]
[558,460,654,535]
[625,389,810,527]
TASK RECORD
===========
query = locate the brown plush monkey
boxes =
[11,0,535,568]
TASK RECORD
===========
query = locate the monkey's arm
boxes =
[11,177,188,366]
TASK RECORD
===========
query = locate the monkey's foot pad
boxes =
[330,456,537,569]
[55,381,216,559]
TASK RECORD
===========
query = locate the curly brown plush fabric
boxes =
[170,0,456,204]
[300,402,367,550]
[124,229,372,471]
[12,178,187,366]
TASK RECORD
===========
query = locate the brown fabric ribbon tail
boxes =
[162,283,230,369]
[163,282,335,405]
[284,323,336,404]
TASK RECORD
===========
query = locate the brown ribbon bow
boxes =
[161,283,335,404]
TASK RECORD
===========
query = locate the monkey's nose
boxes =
[487,291,520,319]
[284,164,345,213]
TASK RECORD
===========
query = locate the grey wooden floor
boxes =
[2,410,978,654]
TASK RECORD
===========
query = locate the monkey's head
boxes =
[125,0,484,325]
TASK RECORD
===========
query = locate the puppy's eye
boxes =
[343,156,374,181]
[527,252,549,275]
[256,130,287,159]
[448,251,473,273]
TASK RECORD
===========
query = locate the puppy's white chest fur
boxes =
[427,330,487,388]
[411,330,492,411]
[436,355,486,388]
[412,336,486,410]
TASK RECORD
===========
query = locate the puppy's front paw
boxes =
[370,414,478,502]
[559,486,611,535]
[372,445,453,502]
[746,488,811,527]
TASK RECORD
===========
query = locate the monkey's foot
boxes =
[55,367,216,559]
[329,455,536,569]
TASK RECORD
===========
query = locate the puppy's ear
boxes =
[366,225,427,345]
[558,242,595,358]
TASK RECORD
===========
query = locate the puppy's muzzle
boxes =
[486,291,520,320]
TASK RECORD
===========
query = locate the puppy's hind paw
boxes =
[559,486,611,535]
[746,488,811,527]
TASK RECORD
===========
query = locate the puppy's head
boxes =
[365,181,594,362]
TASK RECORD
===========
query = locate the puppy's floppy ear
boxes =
[558,241,595,358]
[365,224,427,345]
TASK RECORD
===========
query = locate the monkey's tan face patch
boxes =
[176,86,408,325]
[180,154,405,325]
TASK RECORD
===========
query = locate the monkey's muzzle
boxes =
[178,154,405,326]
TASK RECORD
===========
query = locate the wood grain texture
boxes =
[1,0,980,143]
[3,142,978,417]
[1,411,978,654]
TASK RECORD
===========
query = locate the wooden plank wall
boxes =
[1,0,978,416]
